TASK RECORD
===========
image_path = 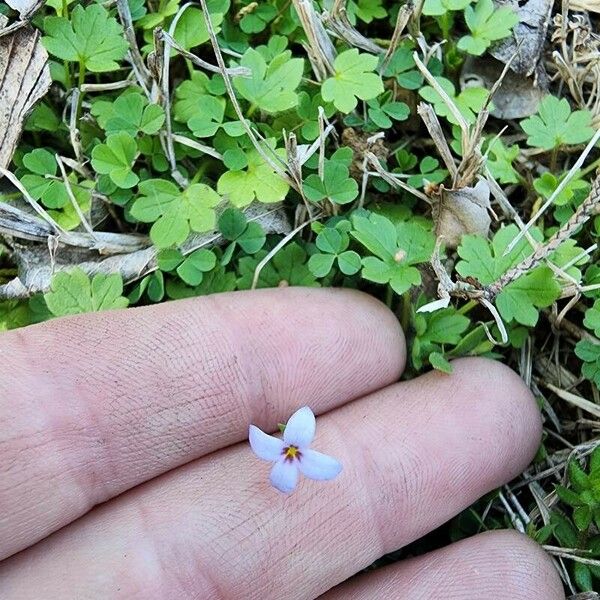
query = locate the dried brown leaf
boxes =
[433,179,491,248]
[0,26,51,169]
[492,0,553,78]
[4,0,44,19]
[462,56,547,119]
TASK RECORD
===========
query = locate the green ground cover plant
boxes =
[1,0,600,593]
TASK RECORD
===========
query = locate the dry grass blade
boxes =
[366,152,431,203]
[115,0,151,95]
[504,128,600,255]
[158,29,251,76]
[542,382,600,419]
[416,102,457,178]
[250,216,316,290]
[381,1,413,68]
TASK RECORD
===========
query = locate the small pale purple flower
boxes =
[249,406,342,494]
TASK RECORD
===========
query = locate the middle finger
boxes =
[0,358,541,600]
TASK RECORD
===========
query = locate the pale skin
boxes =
[0,288,565,599]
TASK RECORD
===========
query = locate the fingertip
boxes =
[477,530,565,600]
[237,287,407,399]
[326,288,407,380]
[321,529,565,600]
[448,357,542,474]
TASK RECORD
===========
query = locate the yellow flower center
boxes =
[283,445,301,462]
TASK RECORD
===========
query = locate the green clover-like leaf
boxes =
[234,48,304,114]
[521,95,594,150]
[91,132,139,189]
[486,138,520,184]
[42,4,128,73]
[457,0,519,56]
[20,149,69,209]
[92,92,165,136]
[44,268,129,317]
[321,49,384,113]
[303,160,358,205]
[217,141,289,207]
[576,340,600,389]
[419,77,489,125]
[176,249,218,286]
[187,96,226,138]
[308,227,361,277]
[584,300,600,337]
[240,3,277,33]
[173,1,229,49]
[130,180,221,248]
[351,212,435,295]
[423,0,472,16]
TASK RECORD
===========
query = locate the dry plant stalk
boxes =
[365,152,431,203]
[115,0,151,97]
[322,3,384,55]
[158,29,250,76]
[291,0,336,80]
[416,103,457,178]
[0,205,291,299]
[381,1,414,68]
[488,171,600,296]
[551,13,600,123]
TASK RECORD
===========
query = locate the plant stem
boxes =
[438,12,453,41]
[64,62,73,90]
[400,292,411,332]
[458,299,477,315]
[76,60,85,122]
[579,155,600,178]
[385,285,393,309]
[550,146,558,173]
[185,58,194,78]
[190,160,210,184]
[247,103,258,118]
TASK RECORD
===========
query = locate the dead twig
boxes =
[489,172,600,296]
[158,30,251,76]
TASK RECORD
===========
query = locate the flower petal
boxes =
[269,458,299,493]
[283,406,316,448]
[249,425,284,461]
[298,448,342,481]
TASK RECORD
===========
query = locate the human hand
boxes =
[0,288,564,599]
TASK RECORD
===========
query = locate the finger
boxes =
[0,288,405,560]
[0,359,541,600]
[320,530,564,600]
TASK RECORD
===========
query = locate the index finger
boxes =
[0,287,404,560]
